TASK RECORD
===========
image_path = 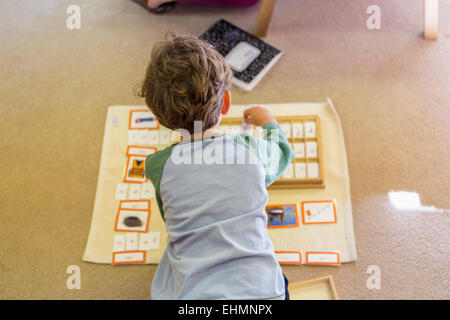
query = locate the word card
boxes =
[301,200,337,224]
[112,251,146,265]
[275,251,302,265]
[119,200,150,211]
[127,146,157,157]
[221,115,325,189]
[305,251,340,265]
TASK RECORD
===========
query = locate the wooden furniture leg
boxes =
[253,0,277,37]
[424,0,439,40]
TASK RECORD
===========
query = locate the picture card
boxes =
[129,110,159,130]
[115,183,128,200]
[114,209,150,233]
[119,200,150,211]
[112,251,146,265]
[139,232,161,250]
[301,200,337,224]
[305,252,340,265]
[113,234,125,252]
[275,251,302,265]
[127,146,157,157]
[265,204,299,228]
[123,156,147,183]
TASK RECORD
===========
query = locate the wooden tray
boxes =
[221,115,325,189]
[288,275,338,300]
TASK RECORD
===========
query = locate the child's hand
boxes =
[243,106,277,127]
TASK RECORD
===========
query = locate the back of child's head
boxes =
[137,33,232,133]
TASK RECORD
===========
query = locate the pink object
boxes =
[178,0,260,7]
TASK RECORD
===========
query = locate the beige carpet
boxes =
[0,0,449,299]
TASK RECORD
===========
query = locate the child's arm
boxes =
[234,106,294,186]
[144,146,176,222]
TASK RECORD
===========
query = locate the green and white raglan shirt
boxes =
[145,122,294,300]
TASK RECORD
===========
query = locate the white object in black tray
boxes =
[199,19,283,92]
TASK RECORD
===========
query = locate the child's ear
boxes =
[221,90,231,115]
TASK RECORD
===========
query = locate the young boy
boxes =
[137,34,294,299]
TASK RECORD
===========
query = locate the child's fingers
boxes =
[243,106,260,122]
[243,108,252,119]
[243,113,254,124]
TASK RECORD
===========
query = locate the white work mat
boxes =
[82,99,357,265]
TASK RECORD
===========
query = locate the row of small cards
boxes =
[280,121,316,139]
[292,142,318,159]
[115,182,155,200]
[275,251,340,266]
[283,162,320,179]
[113,232,160,252]
[224,120,316,139]
[266,200,337,228]
[112,232,160,265]
[112,248,338,266]
[128,129,172,146]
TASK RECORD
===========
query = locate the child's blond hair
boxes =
[137,33,232,133]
